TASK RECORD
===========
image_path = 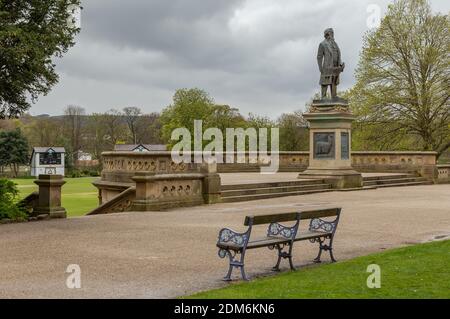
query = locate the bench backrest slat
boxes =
[244,212,299,226]
[299,208,341,220]
[244,208,341,226]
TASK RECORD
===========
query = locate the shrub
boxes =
[67,167,100,178]
[0,179,27,220]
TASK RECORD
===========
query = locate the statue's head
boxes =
[324,28,334,40]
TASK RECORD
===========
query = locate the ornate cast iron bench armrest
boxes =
[216,227,252,281]
[217,228,251,251]
[308,216,340,234]
[307,209,341,263]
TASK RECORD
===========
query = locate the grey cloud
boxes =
[32,0,450,118]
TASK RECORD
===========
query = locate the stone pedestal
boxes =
[298,98,362,189]
[33,175,67,218]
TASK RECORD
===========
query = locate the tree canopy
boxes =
[0,0,81,118]
[0,128,29,177]
[350,0,449,158]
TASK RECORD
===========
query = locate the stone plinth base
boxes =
[32,175,67,219]
[300,98,362,189]
[32,207,67,219]
[299,168,363,189]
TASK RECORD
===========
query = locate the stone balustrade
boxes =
[437,164,450,184]
[92,152,221,212]
[98,150,439,180]
[90,150,445,214]
[351,151,437,171]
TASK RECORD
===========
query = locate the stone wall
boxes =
[437,165,450,184]
[216,151,438,175]
[217,152,309,172]
[97,151,439,185]
[351,151,437,172]
[96,151,201,204]
[92,152,220,212]
[90,150,443,214]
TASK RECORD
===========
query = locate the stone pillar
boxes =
[200,162,222,204]
[131,172,159,211]
[33,175,67,218]
[420,164,438,183]
[298,98,362,189]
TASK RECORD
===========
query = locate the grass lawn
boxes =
[190,240,450,299]
[14,177,99,217]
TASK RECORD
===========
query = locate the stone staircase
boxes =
[220,173,433,203]
[362,174,433,189]
[221,179,333,203]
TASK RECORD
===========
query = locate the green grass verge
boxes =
[14,177,98,218]
[190,240,450,299]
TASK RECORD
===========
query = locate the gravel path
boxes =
[0,184,449,298]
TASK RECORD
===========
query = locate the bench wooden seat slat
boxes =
[294,230,332,241]
[217,236,291,251]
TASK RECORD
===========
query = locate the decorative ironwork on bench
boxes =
[218,228,250,247]
[267,222,298,239]
[308,211,341,263]
[309,217,338,233]
[217,226,252,281]
[216,209,342,281]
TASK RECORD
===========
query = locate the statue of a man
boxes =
[317,28,345,99]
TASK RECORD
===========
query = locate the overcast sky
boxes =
[30,0,449,119]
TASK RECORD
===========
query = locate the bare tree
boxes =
[123,107,142,144]
[102,109,126,148]
[64,105,86,165]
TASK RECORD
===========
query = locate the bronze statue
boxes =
[317,28,345,99]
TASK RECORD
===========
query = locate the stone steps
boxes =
[221,189,333,203]
[362,174,431,188]
[363,177,423,186]
[363,174,413,181]
[221,183,332,197]
[366,181,433,189]
[219,173,432,204]
[221,179,333,203]
[221,179,326,191]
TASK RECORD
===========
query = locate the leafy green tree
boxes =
[351,0,449,158]
[277,111,309,151]
[0,0,81,118]
[0,128,29,177]
[209,105,247,132]
[160,88,215,147]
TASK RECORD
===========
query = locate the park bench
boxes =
[216,208,342,281]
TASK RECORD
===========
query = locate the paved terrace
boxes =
[0,182,449,298]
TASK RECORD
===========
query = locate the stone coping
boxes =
[352,151,438,155]
[102,150,437,157]
[101,151,310,156]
